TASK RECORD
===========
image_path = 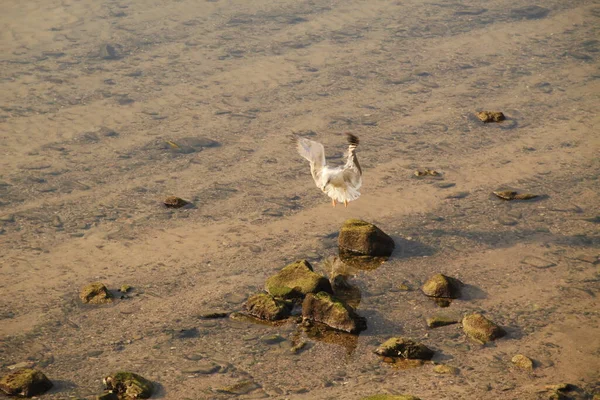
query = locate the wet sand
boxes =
[1,0,599,399]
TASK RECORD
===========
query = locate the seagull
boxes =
[296,133,362,207]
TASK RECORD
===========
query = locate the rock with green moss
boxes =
[265,260,332,299]
[361,395,421,400]
[426,314,459,328]
[80,282,113,304]
[462,313,506,343]
[511,354,534,370]
[103,372,153,399]
[338,219,395,257]
[374,337,434,360]
[0,368,53,397]
[243,293,290,321]
[421,274,462,298]
[433,364,460,375]
[302,292,366,333]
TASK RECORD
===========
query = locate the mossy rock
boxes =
[433,364,460,375]
[302,292,366,333]
[361,395,421,400]
[426,315,459,328]
[511,354,534,370]
[421,274,462,298]
[80,282,113,304]
[265,260,332,299]
[0,368,53,397]
[243,293,290,321]
[103,372,153,399]
[462,313,506,343]
[374,337,434,360]
[338,219,395,257]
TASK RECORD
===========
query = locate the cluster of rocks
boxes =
[0,369,153,399]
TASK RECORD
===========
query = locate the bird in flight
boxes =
[296,133,362,207]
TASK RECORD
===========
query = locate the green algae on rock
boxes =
[243,293,290,321]
[361,395,421,400]
[80,282,113,304]
[103,372,154,399]
[265,260,332,299]
[462,313,506,343]
[302,291,366,333]
[426,315,460,328]
[338,219,395,257]
[0,368,53,397]
[511,354,534,370]
[421,273,462,299]
[374,337,434,360]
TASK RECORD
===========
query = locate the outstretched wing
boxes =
[297,137,327,186]
[342,133,362,189]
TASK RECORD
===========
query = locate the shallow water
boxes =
[1,0,599,399]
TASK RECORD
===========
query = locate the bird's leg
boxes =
[344,200,348,208]
[332,199,336,207]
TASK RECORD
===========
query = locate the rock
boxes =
[511,354,534,370]
[361,396,421,400]
[433,364,460,375]
[476,111,505,123]
[414,169,440,177]
[100,44,119,60]
[302,292,366,333]
[163,196,189,208]
[521,256,556,269]
[462,313,506,343]
[0,368,53,397]
[118,284,132,293]
[265,260,332,299]
[374,337,434,360]
[80,282,113,304]
[217,380,260,395]
[243,293,290,321]
[493,190,539,201]
[338,219,395,257]
[421,274,462,298]
[103,372,153,399]
[426,315,459,328]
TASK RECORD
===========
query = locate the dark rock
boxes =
[163,196,189,208]
[421,274,462,298]
[462,313,506,343]
[476,111,505,123]
[510,6,550,20]
[374,337,434,360]
[80,282,113,304]
[265,260,332,299]
[243,293,290,321]
[198,312,229,319]
[100,44,119,60]
[103,372,153,399]
[338,219,395,257]
[0,368,53,397]
[302,292,366,333]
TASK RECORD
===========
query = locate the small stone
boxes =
[244,293,290,321]
[433,364,460,375]
[462,313,506,343]
[414,169,440,177]
[445,191,469,199]
[374,337,434,360]
[163,196,189,208]
[498,217,518,226]
[103,372,153,399]
[436,182,455,189]
[426,315,459,328]
[511,354,534,370]
[476,111,505,123]
[521,256,555,269]
[302,291,367,333]
[80,282,113,304]
[0,368,53,397]
[421,274,462,299]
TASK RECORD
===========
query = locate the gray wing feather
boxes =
[297,137,326,186]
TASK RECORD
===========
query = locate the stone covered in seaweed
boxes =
[80,282,113,304]
[0,368,53,397]
[243,293,290,321]
[338,219,395,257]
[103,371,154,399]
[374,337,434,360]
[302,291,366,333]
[462,313,506,343]
[265,260,332,299]
[421,274,463,299]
